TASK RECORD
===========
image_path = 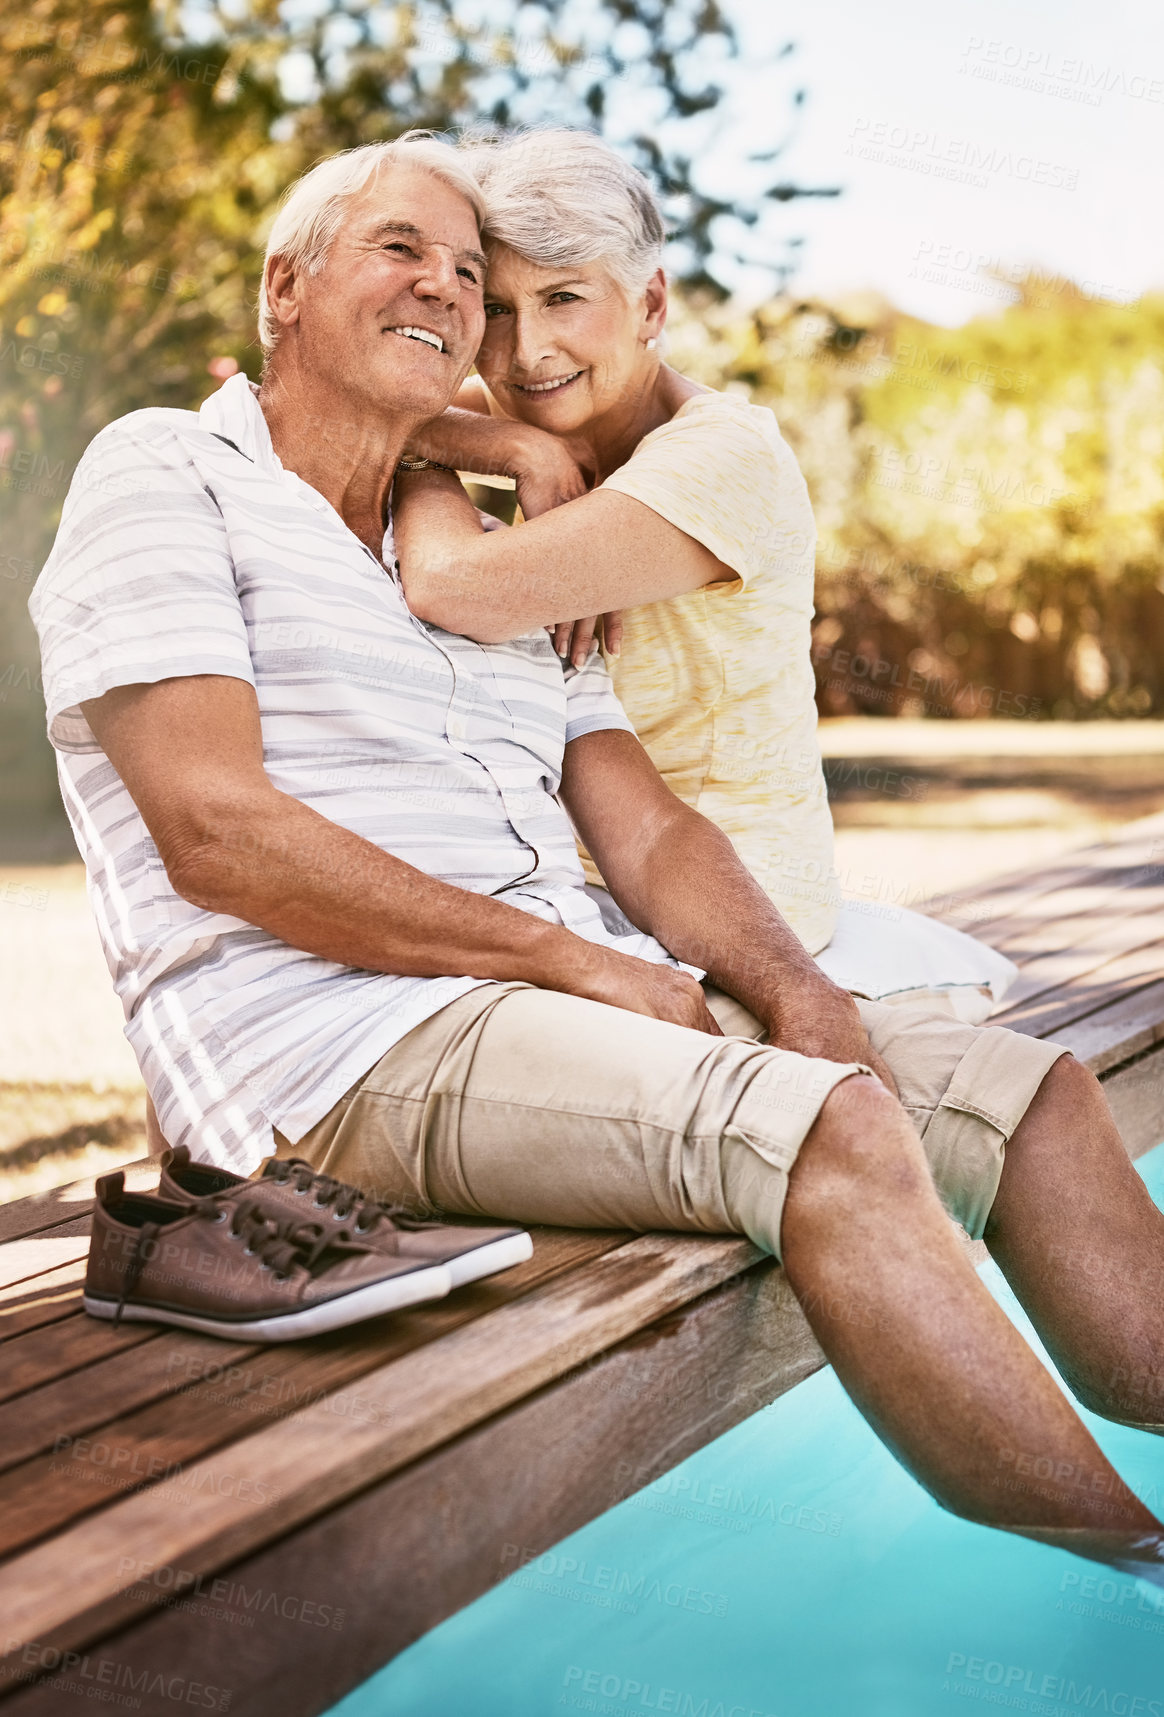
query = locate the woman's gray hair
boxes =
[258,131,486,351]
[461,128,666,297]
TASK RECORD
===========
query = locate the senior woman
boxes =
[394,128,1010,1013]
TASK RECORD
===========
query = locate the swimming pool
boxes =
[328,1144,1164,1717]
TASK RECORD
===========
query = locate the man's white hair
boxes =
[258,130,486,352]
[460,128,665,297]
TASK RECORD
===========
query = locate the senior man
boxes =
[31,134,1164,1566]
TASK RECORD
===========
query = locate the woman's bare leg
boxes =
[779,1075,1161,1561]
[983,1053,1164,1430]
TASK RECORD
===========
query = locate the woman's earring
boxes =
[646,337,658,350]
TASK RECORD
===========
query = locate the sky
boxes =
[261,0,1162,327]
[712,0,1164,323]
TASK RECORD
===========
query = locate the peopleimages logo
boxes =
[500,1544,729,1617]
[959,35,1164,106]
[2,1637,232,1709]
[561,1665,778,1717]
[846,118,1078,191]
[942,1652,1163,1714]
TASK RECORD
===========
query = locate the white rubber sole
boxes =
[443,1230,533,1288]
[82,1260,453,1342]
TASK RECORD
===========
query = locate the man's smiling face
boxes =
[292,161,487,421]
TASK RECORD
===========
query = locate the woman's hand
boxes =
[549,612,625,669]
[515,438,618,668]
[400,409,588,519]
[513,438,589,520]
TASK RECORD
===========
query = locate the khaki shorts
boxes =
[275,982,1068,1262]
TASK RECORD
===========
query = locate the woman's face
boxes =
[475,246,662,434]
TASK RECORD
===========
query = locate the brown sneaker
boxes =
[83,1171,452,1341]
[158,1146,533,1289]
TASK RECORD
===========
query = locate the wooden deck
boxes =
[2,810,1163,1717]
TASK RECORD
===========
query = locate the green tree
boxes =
[668,283,1164,719]
[0,0,825,837]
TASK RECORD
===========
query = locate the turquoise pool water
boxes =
[329,1145,1164,1717]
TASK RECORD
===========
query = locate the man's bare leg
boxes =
[983,1053,1164,1431]
[779,1075,1162,1562]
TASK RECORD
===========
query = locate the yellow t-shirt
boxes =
[582,390,837,954]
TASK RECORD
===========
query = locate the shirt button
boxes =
[447,716,466,741]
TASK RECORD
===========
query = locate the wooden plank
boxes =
[1050,980,1164,1076]
[0,1232,758,1658]
[1099,1044,1164,1162]
[933,812,1164,938]
[0,1223,91,1295]
[937,846,1136,925]
[986,886,1164,965]
[0,1229,624,1519]
[0,1259,88,1344]
[0,1331,246,1483]
[997,938,1164,1039]
[0,1255,819,1717]
[0,1161,155,1248]
[0,1315,154,1407]
[996,915,1164,1013]
[955,864,1164,954]
[2,1135,1160,1715]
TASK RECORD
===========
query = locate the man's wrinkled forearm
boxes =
[630,819,886,1080]
[602,801,856,1038]
[164,787,591,991]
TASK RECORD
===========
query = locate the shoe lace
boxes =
[112,1218,163,1327]
[227,1197,366,1277]
[112,1194,235,1325]
[112,1195,364,1324]
[265,1159,438,1235]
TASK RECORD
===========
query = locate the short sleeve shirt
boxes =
[30,374,687,1175]
[589,390,838,955]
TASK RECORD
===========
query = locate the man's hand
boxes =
[763,980,899,1097]
[76,675,639,1000]
[566,942,724,1035]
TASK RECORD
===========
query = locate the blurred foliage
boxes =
[2,0,1162,853]
[0,0,822,825]
[668,285,1164,720]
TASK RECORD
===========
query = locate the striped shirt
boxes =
[31,373,689,1176]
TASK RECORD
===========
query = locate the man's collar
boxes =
[197,369,395,561]
[198,373,279,470]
